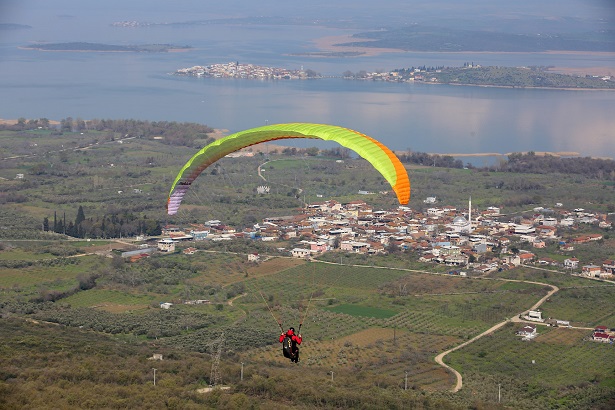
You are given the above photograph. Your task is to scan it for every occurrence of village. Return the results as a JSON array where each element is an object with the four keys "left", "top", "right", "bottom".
[
  {"left": 174, "top": 62, "right": 319, "bottom": 79},
  {"left": 146, "top": 196, "right": 615, "bottom": 345},
  {"left": 152, "top": 197, "right": 614, "bottom": 280}
]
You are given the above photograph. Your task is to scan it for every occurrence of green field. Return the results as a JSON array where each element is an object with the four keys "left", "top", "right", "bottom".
[
  {"left": 324, "top": 304, "right": 398, "bottom": 319},
  {"left": 447, "top": 325, "right": 615, "bottom": 407},
  {"left": 540, "top": 286, "right": 615, "bottom": 328},
  {"left": 0, "top": 256, "right": 100, "bottom": 289},
  {"left": 62, "top": 289, "right": 155, "bottom": 309}
]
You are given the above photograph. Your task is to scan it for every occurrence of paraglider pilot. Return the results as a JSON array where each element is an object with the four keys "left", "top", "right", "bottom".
[{"left": 279, "top": 327, "right": 302, "bottom": 363}]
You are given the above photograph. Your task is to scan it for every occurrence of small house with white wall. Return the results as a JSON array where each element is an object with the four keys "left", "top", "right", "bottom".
[
  {"left": 516, "top": 324, "right": 538, "bottom": 339},
  {"left": 291, "top": 248, "right": 311, "bottom": 259},
  {"left": 157, "top": 238, "right": 176, "bottom": 252}
]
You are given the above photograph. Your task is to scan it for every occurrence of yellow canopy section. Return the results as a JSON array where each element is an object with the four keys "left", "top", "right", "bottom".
[{"left": 167, "top": 123, "right": 410, "bottom": 214}]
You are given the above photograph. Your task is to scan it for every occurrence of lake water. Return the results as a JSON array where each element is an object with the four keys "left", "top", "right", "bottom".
[{"left": 1, "top": 12, "right": 615, "bottom": 162}]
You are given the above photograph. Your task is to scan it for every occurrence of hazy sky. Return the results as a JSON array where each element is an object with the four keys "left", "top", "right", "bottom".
[{"left": 2, "top": 0, "right": 614, "bottom": 34}]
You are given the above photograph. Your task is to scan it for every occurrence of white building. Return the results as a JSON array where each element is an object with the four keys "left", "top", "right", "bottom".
[
  {"left": 525, "top": 310, "right": 544, "bottom": 322},
  {"left": 157, "top": 238, "right": 176, "bottom": 252},
  {"left": 291, "top": 248, "right": 311, "bottom": 258},
  {"left": 514, "top": 224, "right": 536, "bottom": 234},
  {"left": 516, "top": 324, "right": 538, "bottom": 340},
  {"left": 448, "top": 215, "right": 471, "bottom": 233}
]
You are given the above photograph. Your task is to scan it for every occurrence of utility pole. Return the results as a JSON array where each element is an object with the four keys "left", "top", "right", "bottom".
[
  {"left": 498, "top": 383, "right": 501, "bottom": 403},
  {"left": 152, "top": 368, "right": 157, "bottom": 386},
  {"left": 240, "top": 362, "right": 244, "bottom": 381},
  {"left": 405, "top": 371, "right": 408, "bottom": 391},
  {"left": 330, "top": 371, "right": 334, "bottom": 383}
]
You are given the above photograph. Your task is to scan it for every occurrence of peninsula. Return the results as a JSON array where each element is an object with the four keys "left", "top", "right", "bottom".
[{"left": 345, "top": 64, "right": 615, "bottom": 89}]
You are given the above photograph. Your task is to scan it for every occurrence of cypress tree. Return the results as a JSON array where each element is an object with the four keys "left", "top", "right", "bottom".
[{"left": 75, "top": 205, "right": 86, "bottom": 225}]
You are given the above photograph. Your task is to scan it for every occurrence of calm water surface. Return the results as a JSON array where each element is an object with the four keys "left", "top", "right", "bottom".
[{"left": 1, "top": 14, "right": 614, "bottom": 159}]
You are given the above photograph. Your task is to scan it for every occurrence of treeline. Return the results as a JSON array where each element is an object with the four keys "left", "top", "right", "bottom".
[
  {"left": 482, "top": 152, "right": 615, "bottom": 180},
  {"left": 78, "top": 118, "right": 215, "bottom": 147},
  {"left": 397, "top": 151, "right": 464, "bottom": 168},
  {"left": 44, "top": 205, "right": 161, "bottom": 238},
  {"left": 339, "top": 150, "right": 614, "bottom": 180},
  {"left": 0, "top": 117, "right": 216, "bottom": 148},
  {"left": 0, "top": 117, "right": 51, "bottom": 130}
]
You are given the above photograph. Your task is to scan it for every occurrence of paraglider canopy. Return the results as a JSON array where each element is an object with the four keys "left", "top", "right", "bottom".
[{"left": 167, "top": 123, "right": 410, "bottom": 214}]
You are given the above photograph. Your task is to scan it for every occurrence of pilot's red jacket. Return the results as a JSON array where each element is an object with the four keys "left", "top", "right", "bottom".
[{"left": 279, "top": 329, "right": 302, "bottom": 344}]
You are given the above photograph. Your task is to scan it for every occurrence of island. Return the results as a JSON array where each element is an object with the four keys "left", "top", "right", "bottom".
[
  {"left": 175, "top": 62, "right": 615, "bottom": 89},
  {"left": 174, "top": 62, "right": 321, "bottom": 79},
  {"left": 21, "top": 42, "right": 191, "bottom": 52}
]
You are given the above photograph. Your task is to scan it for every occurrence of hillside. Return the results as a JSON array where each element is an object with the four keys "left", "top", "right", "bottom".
[{"left": 1, "top": 121, "right": 614, "bottom": 409}]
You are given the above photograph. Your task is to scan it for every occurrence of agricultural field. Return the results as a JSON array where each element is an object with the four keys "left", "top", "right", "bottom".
[
  {"left": 540, "top": 286, "right": 615, "bottom": 328},
  {"left": 324, "top": 304, "right": 398, "bottom": 319},
  {"left": 2, "top": 125, "right": 615, "bottom": 408},
  {"left": 447, "top": 324, "right": 615, "bottom": 408},
  {"left": 0, "top": 255, "right": 100, "bottom": 290},
  {"left": 61, "top": 289, "right": 155, "bottom": 312}
]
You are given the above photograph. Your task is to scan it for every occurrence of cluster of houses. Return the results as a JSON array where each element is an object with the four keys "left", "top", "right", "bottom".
[
  {"left": 592, "top": 326, "right": 615, "bottom": 343},
  {"left": 154, "top": 199, "right": 613, "bottom": 278},
  {"left": 521, "top": 310, "right": 570, "bottom": 327},
  {"left": 175, "top": 62, "right": 316, "bottom": 80},
  {"left": 516, "top": 323, "right": 615, "bottom": 344},
  {"left": 516, "top": 313, "right": 614, "bottom": 344}
]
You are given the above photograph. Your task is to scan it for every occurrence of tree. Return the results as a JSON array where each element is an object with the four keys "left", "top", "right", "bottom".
[
  {"left": 75, "top": 206, "right": 86, "bottom": 226},
  {"left": 61, "top": 117, "right": 73, "bottom": 132},
  {"left": 386, "top": 241, "right": 400, "bottom": 254}
]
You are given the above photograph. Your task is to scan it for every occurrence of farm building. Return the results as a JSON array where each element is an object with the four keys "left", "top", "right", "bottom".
[{"left": 516, "top": 324, "right": 538, "bottom": 340}]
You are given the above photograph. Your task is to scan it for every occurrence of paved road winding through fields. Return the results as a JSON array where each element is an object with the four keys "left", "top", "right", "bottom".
[{"left": 435, "top": 280, "right": 559, "bottom": 392}]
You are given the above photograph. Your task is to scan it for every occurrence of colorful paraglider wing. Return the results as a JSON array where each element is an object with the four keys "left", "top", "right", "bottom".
[{"left": 167, "top": 123, "right": 410, "bottom": 214}]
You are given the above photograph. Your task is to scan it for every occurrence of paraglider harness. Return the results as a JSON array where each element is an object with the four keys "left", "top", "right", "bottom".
[{"left": 282, "top": 330, "right": 300, "bottom": 362}]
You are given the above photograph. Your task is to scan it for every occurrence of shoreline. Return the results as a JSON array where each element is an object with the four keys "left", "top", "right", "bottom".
[
  {"left": 2, "top": 120, "right": 611, "bottom": 160},
  {"left": 1, "top": 120, "right": 607, "bottom": 159},
  {"left": 311, "top": 33, "right": 615, "bottom": 77}
]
